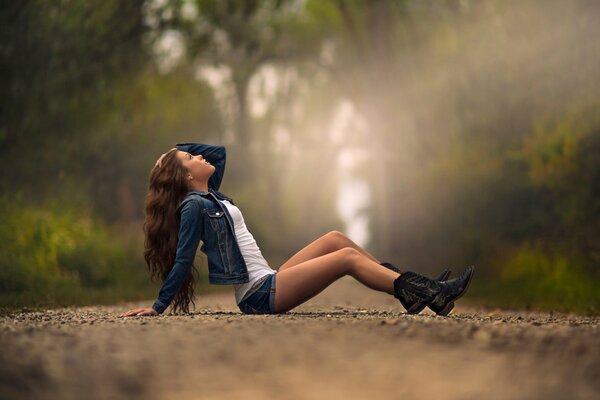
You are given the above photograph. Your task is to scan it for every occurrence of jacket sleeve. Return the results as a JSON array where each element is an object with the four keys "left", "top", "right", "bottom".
[
  {"left": 151, "top": 200, "right": 203, "bottom": 314},
  {"left": 175, "top": 143, "right": 227, "bottom": 191}
]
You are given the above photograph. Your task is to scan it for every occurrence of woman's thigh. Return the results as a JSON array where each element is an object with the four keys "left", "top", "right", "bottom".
[
  {"left": 278, "top": 231, "right": 379, "bottom": 271},
  {"left": 274, "top": 249, "right": 354, "bottom": 313}
]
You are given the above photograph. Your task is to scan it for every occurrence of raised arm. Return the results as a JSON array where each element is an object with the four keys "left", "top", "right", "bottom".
[{"left": 175, "top": 143, "right": 226, "bottom": 191}]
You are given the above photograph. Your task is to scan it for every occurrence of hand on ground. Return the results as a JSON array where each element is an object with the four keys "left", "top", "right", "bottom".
[{"left": 120, "top": 307, "right": 159, "bottom": 317}]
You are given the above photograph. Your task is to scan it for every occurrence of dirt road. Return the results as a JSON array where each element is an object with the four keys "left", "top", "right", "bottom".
[{"left": 1, "top": 277, "right": 599, "bottom": 400}]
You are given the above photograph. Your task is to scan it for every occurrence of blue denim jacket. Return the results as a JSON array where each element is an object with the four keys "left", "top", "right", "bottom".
[{"left": 152, "top": 143, "right": 249, "bottom": 314}]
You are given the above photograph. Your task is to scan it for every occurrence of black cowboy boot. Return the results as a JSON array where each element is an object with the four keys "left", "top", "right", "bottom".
[
  {"left": 393, "top": 266, "right": 474, "bottom": 316},
  {"left": 380, "top": 262, "right": 451, "bottom": 314}
]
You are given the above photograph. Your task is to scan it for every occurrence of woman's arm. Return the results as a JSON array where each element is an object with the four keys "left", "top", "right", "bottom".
[
  {"left": 121, "top": 200, "right": 204, "bottom": 316},
  {"left": 151, "top": 199, "right": 204, "bottom": 314},
  {"left": 175, "top": 143, "right": 226, "bottom": 191}
]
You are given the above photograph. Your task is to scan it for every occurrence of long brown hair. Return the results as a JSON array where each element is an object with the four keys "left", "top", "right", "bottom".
[{"left": 143, "top": 149, "right": 198, "bottom": 313}]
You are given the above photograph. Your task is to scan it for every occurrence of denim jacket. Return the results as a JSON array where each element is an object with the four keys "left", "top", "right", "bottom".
[{"left": 152, "top": 143, "right": 249, "bottom": 314}]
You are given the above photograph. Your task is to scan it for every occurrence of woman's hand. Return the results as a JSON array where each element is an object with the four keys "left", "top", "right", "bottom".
[{"left": 120, "top": 307, "right": 159, "bottom": 317}]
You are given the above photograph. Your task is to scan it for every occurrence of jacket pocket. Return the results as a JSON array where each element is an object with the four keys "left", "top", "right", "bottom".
[
  {"left": 205, "top": 208, "right": 231, "bottom": 273},
  {"left": 206, "top": 208, "right": 224, "bottom": 218}
]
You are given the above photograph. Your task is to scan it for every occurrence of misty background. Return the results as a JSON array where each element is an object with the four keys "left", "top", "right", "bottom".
[{"left": 1, "top": 0, "right": 599, "bottom": 312}]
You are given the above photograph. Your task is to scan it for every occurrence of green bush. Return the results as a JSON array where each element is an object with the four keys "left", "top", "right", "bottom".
[
  {"left": 0, "top": 197, "right": 157, "bottom": 309},
  {"left": 468, "top": 244, "right": 600, "bottom": 314}
]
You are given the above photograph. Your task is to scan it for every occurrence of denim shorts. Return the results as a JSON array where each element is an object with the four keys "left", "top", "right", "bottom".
[{"left": 238, "top": 273, "right": 277, "bottom": 314}]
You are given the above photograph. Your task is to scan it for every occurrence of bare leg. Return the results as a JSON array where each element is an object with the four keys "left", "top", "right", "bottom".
[
  {"left": 278, "top": 230, "right": 380, "bottom": 271},
  {"left": 273, "top": 247, "right": 400, "bottom": 313}
]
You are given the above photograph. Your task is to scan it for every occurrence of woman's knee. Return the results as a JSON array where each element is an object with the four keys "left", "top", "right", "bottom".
[
  {"left": 335, "top": 247, "right": 361, "bottom": 263},
  {"left": 323, "top": 230, "right": 349, "bottom": 249}
]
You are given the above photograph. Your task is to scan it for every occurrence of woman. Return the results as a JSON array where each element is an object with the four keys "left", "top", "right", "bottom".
[{"left": 121, "top": 143, "right": 474, "bottom": 317}]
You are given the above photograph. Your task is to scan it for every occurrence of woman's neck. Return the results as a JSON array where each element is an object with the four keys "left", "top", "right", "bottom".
[{"left": 189, "top": 181, "right": 209, "bottom": 193}]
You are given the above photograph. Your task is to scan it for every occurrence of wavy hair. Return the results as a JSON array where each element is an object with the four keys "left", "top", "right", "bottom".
[{"left": 143, "top": 149, "right": 198, "bottom": 313}]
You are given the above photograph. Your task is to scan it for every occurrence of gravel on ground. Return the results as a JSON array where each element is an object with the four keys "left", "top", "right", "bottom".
[{"left": 1, "top": 277, "right": 599, "bottom": 400}]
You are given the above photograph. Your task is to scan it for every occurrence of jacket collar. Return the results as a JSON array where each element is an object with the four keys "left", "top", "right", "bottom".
[{"left": 187, "top": 188, "right": 232, "bottom": 202}]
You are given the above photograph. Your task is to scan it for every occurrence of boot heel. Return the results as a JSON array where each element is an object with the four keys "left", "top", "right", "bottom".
[
  {"left": 406, "top": 303, "right": 424, "bottom": 314},
  {"left": 437, "top": 302, "right": 455, "bottom": 316}
]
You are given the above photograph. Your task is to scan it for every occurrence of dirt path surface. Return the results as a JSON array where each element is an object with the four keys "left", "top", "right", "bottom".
[{"left": 1, "top": 277, "right": 599, "bottom": 400}]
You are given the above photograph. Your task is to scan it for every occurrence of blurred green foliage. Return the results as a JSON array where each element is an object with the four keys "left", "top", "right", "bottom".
[
  {"left": 469, "top": 244, "right": 600, "bottom": 314},
  {"left": 0, "top": 197, "right": 159, "bottom": 309}
]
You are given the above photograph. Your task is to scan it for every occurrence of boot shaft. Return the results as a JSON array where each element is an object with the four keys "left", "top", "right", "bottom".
[{"left": 393, "top": 271, "right": 442, "bottom": 307}]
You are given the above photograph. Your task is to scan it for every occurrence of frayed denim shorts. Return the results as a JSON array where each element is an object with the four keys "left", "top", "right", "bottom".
[{"left": 238, "top": 273, "right": 277, "bottom": 314}]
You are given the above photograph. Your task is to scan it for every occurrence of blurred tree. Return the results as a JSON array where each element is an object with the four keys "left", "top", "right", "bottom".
[
  {"left": 148, "top": 0, "right": 318, "bottom": 152},
  {"left": 0, "top": 0, "right": 148, "bottom": 198},
  {"left": 145, "top": 0, "right": 343, "bottom": 262},
  {"left": 0, "top": 0, "right": 223, "bottom": 223}
]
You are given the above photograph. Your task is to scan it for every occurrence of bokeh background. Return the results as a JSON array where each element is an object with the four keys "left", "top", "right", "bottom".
[{"left": 1, "top": 0, "right": 599, "bottom": 313}]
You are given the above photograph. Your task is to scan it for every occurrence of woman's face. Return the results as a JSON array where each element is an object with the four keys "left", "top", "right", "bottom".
[{"left": 176, "top": 150, "right": 215, "bottom": 183}]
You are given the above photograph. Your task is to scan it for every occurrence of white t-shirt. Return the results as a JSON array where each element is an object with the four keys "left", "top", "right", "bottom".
[{"left": 218, "top": 199, "right": 276, "bottom": 304}]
